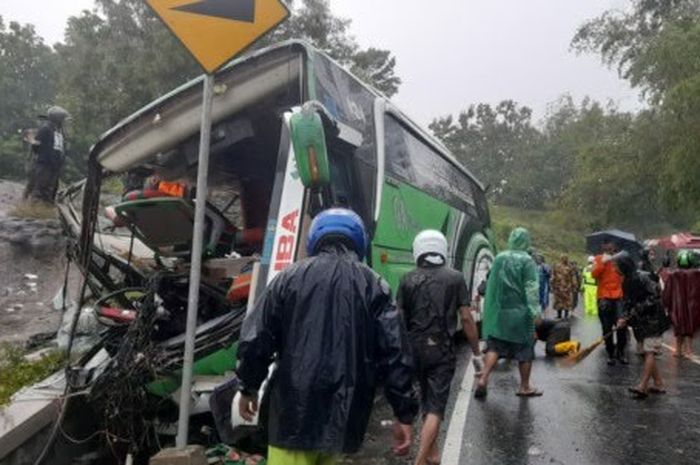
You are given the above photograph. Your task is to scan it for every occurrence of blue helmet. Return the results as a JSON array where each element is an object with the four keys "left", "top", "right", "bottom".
[{"left": 307, "top": 208, "right": 367, "bottom": 259}]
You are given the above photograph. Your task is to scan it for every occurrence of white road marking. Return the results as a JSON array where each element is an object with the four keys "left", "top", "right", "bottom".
[
  {"left": 441, "top": 359, "right": 476, "bottom": 464},
  {"left": 662, "top": 343, "right": 700, "bottom": 366}
]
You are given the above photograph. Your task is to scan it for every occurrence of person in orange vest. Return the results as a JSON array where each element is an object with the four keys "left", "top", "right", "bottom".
[{"left": 592, "top": 241, "right": 628, "bottom": 365}]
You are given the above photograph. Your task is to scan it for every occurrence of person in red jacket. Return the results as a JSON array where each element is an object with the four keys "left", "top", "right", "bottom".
[{"left": 592, "top": 241, "right": 628, "bottom": 365}]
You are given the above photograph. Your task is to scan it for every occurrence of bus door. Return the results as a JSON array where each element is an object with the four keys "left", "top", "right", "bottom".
[{"left": 254, "top": 113, "right": 307, "bottom": 302}]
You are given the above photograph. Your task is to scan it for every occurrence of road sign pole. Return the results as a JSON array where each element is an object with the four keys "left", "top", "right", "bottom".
[{"left": 176, "top": 73, "right": 215, "bottom": 449}]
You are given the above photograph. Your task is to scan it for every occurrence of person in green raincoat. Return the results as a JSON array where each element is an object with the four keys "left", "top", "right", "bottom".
[
  {"left": 474, "top": 227, "right": 543, "bottom": 398},
  {"left": 581, "top": 256, "right": 599, "bottom": 316}
]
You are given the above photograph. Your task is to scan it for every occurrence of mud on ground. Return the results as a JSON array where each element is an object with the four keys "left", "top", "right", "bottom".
[{"left": 0, "top": 180, "right": 75, "bottom": 344}]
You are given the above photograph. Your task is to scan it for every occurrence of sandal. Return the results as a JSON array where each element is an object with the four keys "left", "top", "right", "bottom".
[
  {"left": 516, "top": 389, "right": 543, "bottom": 397},
  {"left": 628, "top": 387, "right": 648, "bottom": 399},
  {"left": 649, "top": 386, "right": 667, "bottom": 394},
  {"left": 474, "top": 384, "right": 488, "bottom": 399}
]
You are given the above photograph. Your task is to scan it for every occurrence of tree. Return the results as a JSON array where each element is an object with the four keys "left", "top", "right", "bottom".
[
  {"left": 573, "top": 0, "right": 700, "bottom": 220},
  {"left": 0, "top": 16, "right": 57, "bottom": 179},
  {"left": 430, "top": 100, "right": 543, "bottom": 208},
  {"left": 557, "top": 108, "right": 665, "bottom": 230},
  {"left": 262, "top": 0, "right": 402, "bottom": 96},
  {"left": 572, "top": 0, "right": 700, "bottom": 101},
  {"left": 54, "top": 0, "right": 201, "bottom": 179}
]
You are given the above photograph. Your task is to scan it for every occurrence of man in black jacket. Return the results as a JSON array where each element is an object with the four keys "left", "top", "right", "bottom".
[
  {"left": 236, "top": 208, "right": 418, "bottom": 465},
  {"left": 26, "top": 106, "right": 69, "bottom": 203},
  {"left": 398, "top": 230, "right": 481, "bottom": 465}
]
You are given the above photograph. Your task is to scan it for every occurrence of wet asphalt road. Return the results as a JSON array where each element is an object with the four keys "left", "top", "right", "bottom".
[
  {"left": 349, "top": 311, "right": 700, "bottom": 465},
  {"left": 459, "top": 314, "right": 700, "bottom": 465}
]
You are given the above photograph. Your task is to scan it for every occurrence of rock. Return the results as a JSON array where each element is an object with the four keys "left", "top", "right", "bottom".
[{"left": 29, "top": 234, "right": 55, "bottom": 249}]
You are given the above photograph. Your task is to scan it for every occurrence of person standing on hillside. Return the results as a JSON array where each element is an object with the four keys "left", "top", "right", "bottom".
[
  {"left": 475, "top": 227, "right": 542, "bottom": 398},
  {"left": 236, "top": 208, "right": 417, "bottom": 465},
  {"left": 581, "top": 256, "right": 599, "bottom": 316},
  {"left": 551, "top": 255, "right": 578, "bottom": 319},
  {"left": 593, "top": 241, "right": 628, "bottom": 365},
  {"left": 535, "top": 254, "right": 552, "bottom": 312},
  {"left": 25, "top": 106, "right": 69, "bottom": 203},
  {"left": 397, "top": 230, "right": 482, "bottom": 465}
]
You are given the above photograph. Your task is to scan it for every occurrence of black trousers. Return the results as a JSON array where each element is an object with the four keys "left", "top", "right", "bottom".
[
  {"left": 598, "top": 298, "right": 627, "bottom": 357},
  {"left": 28, "top": 161, "right": 60, "bottom": 202}
]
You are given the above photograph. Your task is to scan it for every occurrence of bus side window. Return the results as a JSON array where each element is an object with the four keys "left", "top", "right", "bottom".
[
  {"left": 384, "top": 115, "right": 415, "bottom": 183},
  {"left": 384, "top": 114, "right": 474, "bottom": 209}
]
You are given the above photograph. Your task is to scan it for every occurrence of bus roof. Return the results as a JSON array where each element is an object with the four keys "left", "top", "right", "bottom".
[{"left": 91, "top": 40, "right": 484, "bottom": 190}]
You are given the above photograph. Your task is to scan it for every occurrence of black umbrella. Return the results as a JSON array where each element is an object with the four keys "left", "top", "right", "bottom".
[{"left": 586, "top": 229, "right": 643, "bottom": 259}]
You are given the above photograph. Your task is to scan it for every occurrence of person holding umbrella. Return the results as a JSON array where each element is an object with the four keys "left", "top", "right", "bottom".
[{"left": 593, "top": 240, "right": 628, "bottom": 365}]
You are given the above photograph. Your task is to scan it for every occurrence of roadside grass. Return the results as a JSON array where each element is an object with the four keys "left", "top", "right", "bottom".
[
  {"left": 8, "top": 200, "right": 57, "bottom": 220},
  {"left": 0, "top": 344, "right": 65, "bottom": 406},
  {"left": 491, "top": 204, "right": 588, "bottom": 265}
]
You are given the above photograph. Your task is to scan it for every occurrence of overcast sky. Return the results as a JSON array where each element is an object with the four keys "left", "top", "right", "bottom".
[{"left": 0, "top": 0, "right": 642, "bottom": 126}]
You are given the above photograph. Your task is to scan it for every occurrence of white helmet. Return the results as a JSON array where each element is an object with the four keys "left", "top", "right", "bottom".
[
  {"left": 413, "top": 230, "right": 448, "bottom": 264},
  {"left": 587, "top": 255, "right": 595, "bottom": 264}
]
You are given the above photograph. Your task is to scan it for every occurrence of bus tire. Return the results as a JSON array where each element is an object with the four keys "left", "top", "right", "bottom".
[{"left": 458, "top": 235, "right": 494, "bottom": 337}]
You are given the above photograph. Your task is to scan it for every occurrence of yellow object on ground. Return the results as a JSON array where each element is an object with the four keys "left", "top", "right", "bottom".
[
  {"left": 268, "top": 446, "right": 338, "bottom": 465},
  {"left": 554, "top": 341, "right": 581, "bottom": 355}
]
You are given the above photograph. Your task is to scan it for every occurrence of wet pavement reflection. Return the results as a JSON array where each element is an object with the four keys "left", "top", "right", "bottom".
[
  {"left": 349, "top": 313, "right": 700, "bottom": 464},
  {"left": 461, "top": 315, "right": 700, "bottom": 465}
]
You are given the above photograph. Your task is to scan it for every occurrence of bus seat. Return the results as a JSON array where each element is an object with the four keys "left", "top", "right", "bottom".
[
  {"left": 112, "top": 197, "right": 235, "bottom": 259},
  {"left": 226, "top": 273, "right": 252, "bottom": 303}
]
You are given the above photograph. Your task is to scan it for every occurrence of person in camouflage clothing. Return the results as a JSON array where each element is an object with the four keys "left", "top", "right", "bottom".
[{"left": 551, "top": 255, "right": 579, "bottom": 319}]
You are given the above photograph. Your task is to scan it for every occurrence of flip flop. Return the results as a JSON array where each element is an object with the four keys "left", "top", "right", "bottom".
[
  {"left": 474, "top": 384, "right": 488, "bottom": 399},
  {"left": 649, "top": 386, "right": 667, "bottom": 394},
  {"left": 516, "top": 389, "right": 543, "bottom": 397},
  {"left": 628, "top": 387, "right": 648, "bottom": 399}
]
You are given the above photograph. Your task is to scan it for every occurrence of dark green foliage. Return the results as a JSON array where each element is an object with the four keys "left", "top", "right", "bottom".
[
  {"left": 430, "top": 100, "right": 544, "bottom": 208},
  {"left": 433, "top": 1, "right": 700, "bottom": 233},
  {"left": 0, "top": 344, "right": 65, "bottom": 406},
  {"left": 54, "top": 0, "right": 202, "bottom": 181},
  {"left": 0, "top": 17, "right": 56, "bottom": 179}
]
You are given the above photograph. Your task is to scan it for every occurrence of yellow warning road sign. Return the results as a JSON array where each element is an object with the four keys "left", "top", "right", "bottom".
[{"left": 146, "top": 0, "right": 290, "bottom": 73}]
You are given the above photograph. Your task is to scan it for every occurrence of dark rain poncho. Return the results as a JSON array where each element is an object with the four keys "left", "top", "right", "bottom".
[
  {"left": 236, "top": 244, "right": 418, "bottom": 454},
  {"left": 482, "top": 228, "right": 540, "bottom": 344}
]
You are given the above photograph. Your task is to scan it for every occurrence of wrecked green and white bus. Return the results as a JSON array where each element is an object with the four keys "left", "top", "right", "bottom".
[
  {"left": 87, "top": 40, "right": 494, "bottom": 296},
  {"left": 51, "top": 40, "right": 495, "bottom": 460}
]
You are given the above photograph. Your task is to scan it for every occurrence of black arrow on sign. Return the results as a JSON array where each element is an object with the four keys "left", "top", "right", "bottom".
[{"left": 172, "top": 0, "right": 256, "bottom": 23}]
